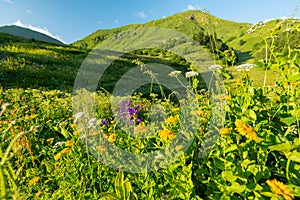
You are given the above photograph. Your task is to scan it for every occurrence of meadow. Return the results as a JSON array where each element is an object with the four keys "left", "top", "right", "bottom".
[{"left": 0, "top": 15, "right": 300, "bottom": 200}]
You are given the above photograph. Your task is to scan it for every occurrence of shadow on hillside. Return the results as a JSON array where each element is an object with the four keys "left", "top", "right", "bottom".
[
  {"left": 1, "top": 49, "right": 214, "bottom": 100},
  {"left": 236, "top": 50, "right": 252, "bottom": 63}
]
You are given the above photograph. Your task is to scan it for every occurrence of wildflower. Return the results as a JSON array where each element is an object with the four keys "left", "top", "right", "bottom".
[
  {"left": 88, "top": 118, "right": 97, "bottom": 128},
  {"left": 266, "top": 179, "right": 294, "bottom": 200},
  {"left": 24, "top": 114, "right": 39, "bottom": 121},
  {"left": 108, "top": 134, "right": 116, "bottom": 143},
  {"left": 172, "top": 107, "right": 180, "bottom": 112},
  {"left": 70, "top": 124, "right": 76, "bottom": 129},
  {"left": 235, "top": 64, "right": 256, "bottom": 72},
  {"left": 74, "top": 112, "right": 86, "bottom": 123},
  {"left": 165, "top": 116, "right": 179, "bottom": 124},
  {"left": 65, "top": 140, "right": 74, "bottom": 147},
  {"left": 220, "top": 128, "right": 230, "bottom": 135},
  {"left": 101, "top": 119, "right": 109, "bottom": 125},
  {"left": 36, "top": 191, "right": 41, "bottom": 197},
  {"left": 29, "top": 177, "right": 39, "bottom": 186},
  {"left": 61, "top": 148, "right": 71, "bottom": 154},
  {"left": 208, "top": 64, "right": 223, "bottom": 71},
  {"left": 53, "top": 141, "right": 65, "bottom": 148},
  {"left": 235, "top": 119, "right": 258, "bottom": 141},
  {"left": 134, "top": 125, "right": 149, "bottom": 134},
  {"left": 185, "top": 71, "right": 199, "bottom": 78},
  {"left": 46, "top": 138, "right": 54, "bottom": 142},
  {"left": 158, "top": 129, "right": 176, "bottom": 141},
  {"left": 54, "top": 153, "right": 62, "bottom": 160},
  {"left": 168, "top": 70, "right": 182, "bottom": 77}
]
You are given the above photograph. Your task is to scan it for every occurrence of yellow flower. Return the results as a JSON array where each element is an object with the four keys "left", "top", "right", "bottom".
[
  {"left": 54, "top": 153, "right": 62, "bottom": 160},
  {"left": 266, "top": 179, "right": 294, "bottom": 200},
  {"left": 29, "top": 177, "right": 39, "bottom": 186},
  {"left": 235, "top": 119, "right": 258, "bottom": 141},
  {"left": 24, "top": 114, "right": 39, "bottom": 121},
  {"left": 36, "top": 191, "right": 41, "bottom": 197},
  {"left": 108, "top": 134, "right": 116, "bottom": 143},
  {"left": 73, "top": 130, "right": 79, "bottom": 136},
  {"left": 46, "top": 138, "right": 55, "bottom": 142},
  {"left": 165, "top": 116, "right": 179, "bottom": 124},
  {"left": 134, "top": 125, "right": 149, "bottom": 134},
  {"left": 172, "top": 108, "right": 180, "bottom": 113},
  {"left": 65, "top": 140, "right": 74, "bottom": 147},
  {"left": 220, "top": 128, "right": 230, "bottom": 135},
  {"left": 158, "top": 129, "right": 176, "bottom": 141},
  {"left": 70, "top": 124, "right": 76, "bottom": 129},
  {"left": 61, "top": 148, "right": 71, "bottom": 154}
]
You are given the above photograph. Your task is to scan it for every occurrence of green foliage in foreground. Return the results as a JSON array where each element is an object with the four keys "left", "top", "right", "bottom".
[{"left": 1, "top": 12, "right": 300, "bottom": 200}]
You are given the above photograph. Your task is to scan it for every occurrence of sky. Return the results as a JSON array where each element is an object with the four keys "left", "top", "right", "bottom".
[{"left": 0, "top": 0, "right": 299, "bottom": 44}]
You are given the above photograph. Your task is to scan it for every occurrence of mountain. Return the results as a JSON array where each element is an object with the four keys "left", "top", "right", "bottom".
[
  {"left": 0, "top": 25, "right": 64, "bottom": 45},
  {"left": 73, "top": 10, "right": 300, "bottom": 63}
]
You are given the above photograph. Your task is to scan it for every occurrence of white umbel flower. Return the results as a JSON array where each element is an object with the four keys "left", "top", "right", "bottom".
[
  {"left": 168, "top": 70, "right": 182, "bottom": 77},
  {"left": 235, "top": 64, "right": 256, "bottom": 71},
  {"left": 208, "top": 64, "right": 223, "bottom": 71},
  {"left": 185, "top": 71, "right": 199, "bottom": 78}
]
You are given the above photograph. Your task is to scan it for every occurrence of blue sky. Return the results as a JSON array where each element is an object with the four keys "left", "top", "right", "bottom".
[{"left": 0, "top": 0, "right": 299, "bottom": 44}]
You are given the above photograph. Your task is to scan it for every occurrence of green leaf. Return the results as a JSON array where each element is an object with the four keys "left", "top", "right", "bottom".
[
  {"left": 286, "top": 151, "right": 300, "bottom": 163},
  {"left": 222, "top": 171, "right": 237, "bottom": 182},
  {"left": 280, "top": 117, "right": 297, "bottom": 126},
  {"left": 99, "top": 193, "right": 119, "bottom": 200},
  {"left": 269, "top": 142, "right": 295, "bottom": 153},
  {"left": 227, "top": 182, "right": 246, "bottom": 193},
  {"left": 288, "top": 73, "right": 300, "bottom": 82}
]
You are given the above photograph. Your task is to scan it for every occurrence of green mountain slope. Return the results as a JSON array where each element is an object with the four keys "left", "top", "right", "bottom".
[
  {"left": 73, "top": 10, "right": 300, "bottom": 63},
  {"left": 0, "top": 25, "right": 64, "bottom": 45}
]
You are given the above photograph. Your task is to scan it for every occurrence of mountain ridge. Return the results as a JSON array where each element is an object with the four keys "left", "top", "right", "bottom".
[{"left": 0, "top": 25, "right": 64, "bottom": 45}]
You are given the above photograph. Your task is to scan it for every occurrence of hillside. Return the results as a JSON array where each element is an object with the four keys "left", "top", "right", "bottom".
[
  {"left": 73, "top": 10, "right": 300, "bottom": 63},
  {"left": 0, "top": 25, "right": 64, "bottom": 45}
]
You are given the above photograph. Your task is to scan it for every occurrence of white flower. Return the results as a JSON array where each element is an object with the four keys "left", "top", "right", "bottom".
[
  {"left": 74, "top": 112, "right": 86, "bottom": 123},
  {"left": 168, "top": 70, "right": 182, "bottom": 77},
  {"left": 208, "top": 64, "right": 223, "bottom": 71},
  {"left": 53, "top": 141, "right": 65, "bottom": 148},
  {"left": 185, "top": 71, "right": 199, "bottom": 78},
  {"left": 235, "top": 64, "right": 256, "bottom": 71},
  {"left": 88, "top": 118, "right": 97, "bottom": 128}
]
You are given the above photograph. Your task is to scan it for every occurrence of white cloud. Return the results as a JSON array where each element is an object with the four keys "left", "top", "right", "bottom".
[
  {"left": 114, "top": 20, "right": 119, "bottom": 24},
  {"left": 162, "top": 15, "right": 166, "bottom": 19},
  {"left": 136, "top": 11, "right": 147, "bottom": 19},
  {"left": 13, "top": 20, "right": 65, "bottom": 44},
  {"left": 26, "top": 9, "right": 32, "bottom": 14},
  {"left": 97, "top": 21, "right": 103, "bottom": 24},
  {"left": 186, "top": 4, "right": 199, "bottom": 10},
  {"left": 1, "top": 0, "right": 12, "bottom": 3}
]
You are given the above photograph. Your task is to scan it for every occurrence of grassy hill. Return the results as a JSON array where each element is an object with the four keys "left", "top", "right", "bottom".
[
  {"left": 0, "top": 25, "right": 65, "bottom": 45},
  {"left": 73, "top": 10, "right": 300, "bottom": 63}
]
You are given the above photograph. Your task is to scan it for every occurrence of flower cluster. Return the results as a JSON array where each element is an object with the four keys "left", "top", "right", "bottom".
[
  {"left": 208, "top": 64, "right": 223, "bottom": 71},
  {"left": 158, "top": 129, "right": 176, "bottom": 141},
  {"left": 235, "top": 119, "right": 258, "bottom": 141},
  {"left": 235, "top": 64, "right": 256, "bottom": 72},
  {"left": 185, "top": 71, "right": 199, "bottom": 78},
  {"left": 247, "top": 22, "right": 266, "bottom": 34},
  {"left": 119, "top": 100, "right": 142, "bottom": 125},
  {"left": 168, "top": 70, "right": 182, "bottom": 78},
  {"left": 266, "top": 179, "right": 294, "bottom": 200}
]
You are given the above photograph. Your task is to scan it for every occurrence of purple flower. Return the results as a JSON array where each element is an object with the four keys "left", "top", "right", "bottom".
[
  {"left": 101, "top": 120, "right": 109, "bottom": 125},
  {"left": 136, "top": 118, "right": 142, "bottom": 123}
]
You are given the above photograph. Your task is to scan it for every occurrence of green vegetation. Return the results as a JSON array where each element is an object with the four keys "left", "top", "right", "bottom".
[
  {"left": 0, "top": 9, "right": 300, "bottom": 199},
  {"left": 0, "top": 25, "right": 64, "bottom": 45}
]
